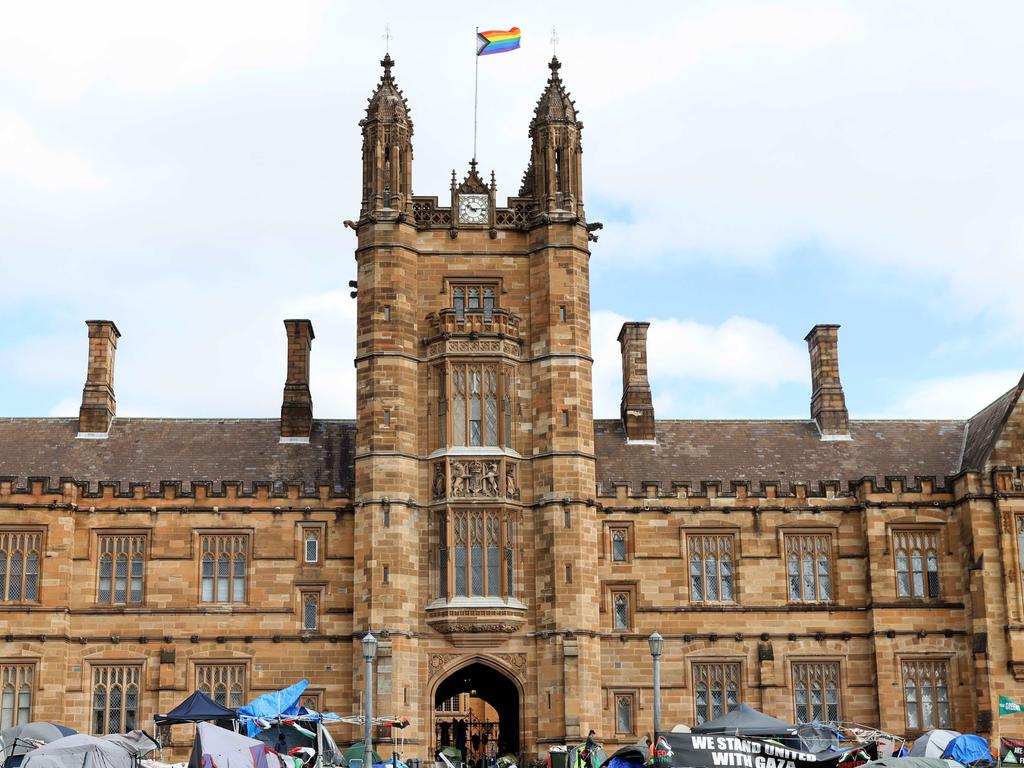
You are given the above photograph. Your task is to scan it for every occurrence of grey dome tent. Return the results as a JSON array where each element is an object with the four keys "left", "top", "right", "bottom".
[
  {"left": 20, "top": 735, "right": 134, "bottom": 768},
  {"left": 690, "top": 704, "right": 796, "bottom": 736}
]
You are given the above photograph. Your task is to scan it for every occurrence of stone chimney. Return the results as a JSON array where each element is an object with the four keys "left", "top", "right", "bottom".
[
  {"left": 805, "top": 324, "right": 850, "bottom": 439},
  {"left": 618, "top": 322, "right": 656, "bottom": 443},
  {"left": 78, "top": 320, "right": 121, "bottom": 437},
  {"left": 281, "top": 319, "right": 315, "bottom": 441}
]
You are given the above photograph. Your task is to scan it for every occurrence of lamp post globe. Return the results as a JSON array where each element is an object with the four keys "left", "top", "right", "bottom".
[
  {"left": 649, "top": 631, "right": 663, "bottom": 736},
  {"left": 362, "top": 632, "right": 378, "bottom": 768}
]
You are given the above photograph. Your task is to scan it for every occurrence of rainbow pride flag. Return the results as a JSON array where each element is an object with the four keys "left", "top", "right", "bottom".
[{"left": 477, "top": 27, "right": 521, "bottom": 56}]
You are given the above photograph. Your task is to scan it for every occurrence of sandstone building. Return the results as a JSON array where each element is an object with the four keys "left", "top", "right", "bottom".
[{"left": 3, "top": 54, "right": 1024, "bottom": 760}]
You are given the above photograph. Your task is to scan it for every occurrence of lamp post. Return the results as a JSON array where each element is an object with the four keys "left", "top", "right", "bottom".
[
  {"left": 648, "top": 631, "right": 664, "bottom": 737},
  {"left": 363, "top": 632, "right": 378, "bottom": 768}
]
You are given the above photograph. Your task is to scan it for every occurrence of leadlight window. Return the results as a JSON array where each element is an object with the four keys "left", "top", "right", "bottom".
[
  {"left": 693, "top": 663, "right": 740, "bottom": 725},
  {"left": 689, "top": 534, "right": 735, "bottom": 603},
  {"left": 902, "top": 659, "right": 951, "bottom": 731},
  {"left": 302, "top": 593, "right": 319, "bottom": 631},
  {"left": 612, "top": 592, "right": 630, "bottom": 631},
  {"left": 440, "top": 362, "right": 515, "bottom": 449},
  {"left": 97, "top": 534, "right": 145, "bottom": 605},
  {"left": 615, "top": 693, "right": 634, "bottom": 734},
  {"left": 611, "top": 529, "right": 628, "bottom": 562},
  {"left": 303, "top": 529, "right": 320, "bottom": 564},
  {"left": 200, "top": 534, "right": 247, "bottom": 603},
  {"left": 91, "top": 666, "right": 140, "bottom": 735},
  {"left": 0, "top": 663, "right": 32, "bottom": 730},
  {"left": 197, "top": 664, "right": 245, "bottom": 709},
  {"left": 895, "top": 530, "right": 940, "bottom": 599},
  {"left": 452, "top": 283, "right": 496, "bottom": 321},
  {"left": 793, "top": 662, "right": 840, "bottom": 724},
  {"left": 0, "top": 530, "right": 42, "bottom": 603},
  {"left": 436, "top": 510, "right": 515, "bottom": 599},
  {"left": 786, "top": 534, "right": 833, "bottom": 603}
]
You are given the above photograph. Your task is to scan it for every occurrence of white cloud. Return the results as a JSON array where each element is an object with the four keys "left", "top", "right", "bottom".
[
  {"left": 592, "top": 310, "right": 807, "bottom": 418},
  {"left": 877, "top": 370, "right": 1022, "bottom": 419},
  {"left": 0, "top": 112, "right": 106, "bottom": 190},
  {"left": 0, "top": 1, "right": 327, "bottom": 98}
]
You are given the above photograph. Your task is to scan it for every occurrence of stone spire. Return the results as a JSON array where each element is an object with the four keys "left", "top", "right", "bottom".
[
  {"left": 520, "top": 56, "right": 584, "bottom": 219},
  {"left": 360, "top": 53, "right": 414, "bottom": 217}
]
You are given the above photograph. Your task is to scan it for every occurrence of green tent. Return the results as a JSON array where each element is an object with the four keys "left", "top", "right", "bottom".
[{"left": 344, "top": 743, "right": 384, "bottom": 765}]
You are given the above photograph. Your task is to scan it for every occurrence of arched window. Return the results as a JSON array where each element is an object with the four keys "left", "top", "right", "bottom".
[
  {"left": 0, "top": 533, "right": 42, "bottom": 603},
  {"left": 91, "top": 666, "right": 140, "bottom": 735},
  {"left": 689, "top": 535, "right": 736, "bottom": 604},
  {"left": 894, "top": 530, "right": 941, "bottom": 599},
  {"left": 302, "top": 593, "right": 319, "bottom": 631},
  {"left": 792, "top": 662, "right": 840, "bottom": 723},
  {"left": 613, "top": 592, "right": 630, "bottom": 631},
  {"left": 785, "top": 534, "right": 833, "bottom": 603},
  {"left": 97, "top": 535, "right": 145, "bottom": 605},
  {"left": 0, "top": 663, "right": 33, "bottom": 729},
  {"left": 612, "top": 529, "right": 628, "bottom": 562},
  {"left": 197, "top": 664, "right": 246, "bottom": 710},
  {"left": 693, "top": 663, "right": 741, "bottom": 725},
  {"left": 200, "top": 534, "right": 247, "bottom": 603},
  {"left": 902, "top": 659, "right": 949, "bottom": 730}
]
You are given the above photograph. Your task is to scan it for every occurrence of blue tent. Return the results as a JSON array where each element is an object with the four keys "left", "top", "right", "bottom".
[
  {"left": 942, "top": 735, "right": 992, "bottom": 764},
  {"left": 238, "top": 680, "right": 309, "bottom": 736},
  {"left": 155, "top": 691, "right": 238, "bottom": 725}
]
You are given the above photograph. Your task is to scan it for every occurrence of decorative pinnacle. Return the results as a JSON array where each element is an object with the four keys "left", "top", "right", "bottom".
[
  {"left": 381, "top": 53, "right": 394, "bottom": 79},
  {"left": 549, "top": 56, "right": 561, "bottom": 75},
  {"left": 469, "top": 157, "right": 478, "bottom": 172}
]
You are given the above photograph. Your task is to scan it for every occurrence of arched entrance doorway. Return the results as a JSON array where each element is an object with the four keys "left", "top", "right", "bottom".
[{"left": 433, "top": 661, "right": 520, "bottom": 766}]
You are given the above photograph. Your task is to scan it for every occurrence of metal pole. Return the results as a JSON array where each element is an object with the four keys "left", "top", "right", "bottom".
[
  {"left": 364, "top": 654, "right": 374, "bottom": 768},
  {"left": 473, "top": 27, "right": 479, "bottom": 161},
  {"left": 653, "top": 651, "right": 661, "bottom": 735}
]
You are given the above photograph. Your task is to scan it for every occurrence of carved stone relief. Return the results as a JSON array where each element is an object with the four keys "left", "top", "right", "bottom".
[{"left": 450, "top": 460, "right": 501, "bottom": 498}]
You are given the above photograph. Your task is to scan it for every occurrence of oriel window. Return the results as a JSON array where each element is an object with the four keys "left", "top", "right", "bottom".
[
  {"left": 439, "top": 362, "right": 515, "bottom": 449},
  {"left": 436, "top": 510, "right": 516, "bottom": 600}
]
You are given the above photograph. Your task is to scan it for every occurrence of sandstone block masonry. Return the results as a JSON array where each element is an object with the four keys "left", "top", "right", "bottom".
[{"left": 3, "top": 52, "right": 1024, "bottom": 762}]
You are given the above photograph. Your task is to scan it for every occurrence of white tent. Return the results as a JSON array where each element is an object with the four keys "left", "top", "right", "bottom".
[
  {"left": 189, "top": 723, "right": 287, "bottom": 768},
  {"left": 910, "top": 730, "right": 961, "bottom": 759},
  {"left": 21, "top": 735, "right": 134, "bottom": 768}
]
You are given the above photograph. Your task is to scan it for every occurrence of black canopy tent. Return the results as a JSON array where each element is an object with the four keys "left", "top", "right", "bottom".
[
  {"left": 690, "top": 703, "right": 796, "bottom": 736},
  {"left": 154, "top": 691, "right": 238, "bottom": 725}
]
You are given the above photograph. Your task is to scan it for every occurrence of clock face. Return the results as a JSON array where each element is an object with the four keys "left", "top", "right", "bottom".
[{"left": 458, "top": 194, "right": 488, "bottom": 224}]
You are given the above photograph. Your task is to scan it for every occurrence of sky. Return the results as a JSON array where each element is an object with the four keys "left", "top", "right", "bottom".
[{"left": 1, "top": 1, "right": 1023, "bottom": 422}]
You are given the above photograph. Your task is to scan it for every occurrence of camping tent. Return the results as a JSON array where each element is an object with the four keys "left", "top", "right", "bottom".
[
  {"left": 2, "top": 723, "right": 78, "bottom": 768},
  {"left": 155, "top": 691, "right": 238, "bottom": 725},
  {"left": 253, "top": 721, "right": 342, "bottom": 767},
  {"left": 343, "top": 743, "right": 382, "bottom": 766},
  {"left": 941, "top": 735, "right": 992, "bottom": 765},
  {"left": 691, "top": 704, "right": 796, "bottom": 736},
  {"left": 190, "top": 723, "right": 286, "bottom": 768},
  {"left": 910, "top": 731, "right": 961, "bottom": 759},
  {"left": 238, "top": 681, "right": 309, "bottom": 737},
  {"left": 20, "top": 735, "right": 134, "bottom": 768},
  {"left": 862, "top": 759, "right": 961, "bottom": 768},
  {"left": 598, "top": 744, "right": 646, "bottom": 768},
  {"left": 100, "top": 730, "right": 159, "bottom": 757},
  {"left": 567, "top": 743, "right": 607, "bottom": 768}
]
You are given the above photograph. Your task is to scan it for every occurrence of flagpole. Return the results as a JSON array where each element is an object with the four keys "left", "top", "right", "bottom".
[{"left": 473, "top": 26, "right": 479, "bottom": 161}]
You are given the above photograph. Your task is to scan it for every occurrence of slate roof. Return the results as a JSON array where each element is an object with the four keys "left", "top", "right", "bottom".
[
  {"left": 960, "top": 381, "right": 1022, "bottom": 472},
  {"left": 0, "top": 394, "right": 1019, "bottom": 493},
  {"left": 594, "top": 419, "right": 966, "bottom": 492},
  {"left": 0, "top": 418, "right": 356, "bottom": 493}
]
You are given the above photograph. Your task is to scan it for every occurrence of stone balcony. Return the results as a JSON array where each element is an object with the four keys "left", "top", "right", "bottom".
[
  {"left": 425, "top": 596, "right": 528, "bottom": 635},
  {"left": 422, "top": 308, "right": 523, "bottom": 358}
]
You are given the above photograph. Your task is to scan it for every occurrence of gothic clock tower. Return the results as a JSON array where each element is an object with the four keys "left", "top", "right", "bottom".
[{"left": 351, "top": 53, "right": 601, "bottom": 756}]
